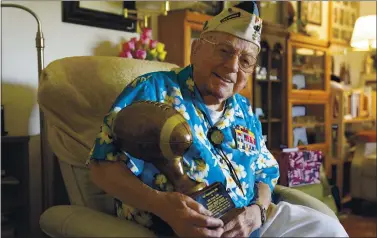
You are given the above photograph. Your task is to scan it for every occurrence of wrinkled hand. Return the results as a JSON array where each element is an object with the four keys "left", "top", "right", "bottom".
[
  {"left": 157, "top": 192, "right": 224, "bottom": 237},
  {"left": 221, "top": 205, "right": 261, "bottom": 238}
]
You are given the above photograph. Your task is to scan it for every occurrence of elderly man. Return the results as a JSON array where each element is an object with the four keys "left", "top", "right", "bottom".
[{"left": 87, "top": 2, "right": 348, "bottom": 237}]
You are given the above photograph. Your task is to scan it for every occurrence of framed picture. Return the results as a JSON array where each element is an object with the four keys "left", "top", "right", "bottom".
[
  {"left": 300, "top": 1, "right": 322, "bottom": 26},
  {"left": 62, "top": 1, "right": 137, "bottom": 33},
  {"left": 292, "top": 74, "right": 306, "bottom": 90},
  {"left": 292, "top": 106, "right": 306, "bottom": 118},
  {"left": 329, "top": 1, "right": 360, "bottom": 46},
  {"left": 293, "top": 127, "right": 308, "bottom": 147}
]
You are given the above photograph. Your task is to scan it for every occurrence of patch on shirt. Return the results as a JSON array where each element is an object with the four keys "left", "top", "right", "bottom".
[{"left": 235, "top": 125, "right": 256, "bottom": 152}]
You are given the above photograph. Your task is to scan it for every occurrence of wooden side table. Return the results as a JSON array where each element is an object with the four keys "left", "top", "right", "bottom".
[{"left": 1, "top": 136, "right": 30, "bottom": 238}]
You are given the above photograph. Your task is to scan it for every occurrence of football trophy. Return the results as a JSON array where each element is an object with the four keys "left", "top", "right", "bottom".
[{"left": 112, "top": 100, "right": 244, "bottom": 223}]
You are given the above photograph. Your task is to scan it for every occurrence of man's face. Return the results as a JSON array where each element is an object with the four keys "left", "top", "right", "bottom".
[{"left": 191, "top": 31, "right": 259, "bottom": 103}]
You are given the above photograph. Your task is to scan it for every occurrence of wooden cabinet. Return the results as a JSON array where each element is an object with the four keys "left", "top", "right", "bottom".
[
  {"left": 287, "top": 34, "right": 331, "bottom": 100},
  {"left": 158, "top": 9, "right": 253, "bottom": 103},
  {"left": 330, "top": 86, "right": 375, "bottom": 201},
  {"left": 286, "top": 33, "right": 332, "bottom": 176},
  {"left": 252, "top": 22, "right": 288, "bottom": 151},
  {"left": 158, "top": 10, "right": 210, "bottom": 68},
  {"left": 287, "top": 99, "right": 330, "bottom": 147}
]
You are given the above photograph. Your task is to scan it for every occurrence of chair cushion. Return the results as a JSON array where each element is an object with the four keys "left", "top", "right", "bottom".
[
  {"left": 291, "top": 183, "right": 324, "bottom": 201},
  {"left": 59, "top": 160, "right": 115, "bottom": 214},
  {"left": 38, "top": 56, "right": 178, "bottom": 167}
]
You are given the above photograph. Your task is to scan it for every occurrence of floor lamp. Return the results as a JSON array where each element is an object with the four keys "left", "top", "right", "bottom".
[
  {"left": 1, "top": 3, "right": 45, "bottom": 78},
  {"left": 1, "top": 3, "right": 50, "bottom": 232}
]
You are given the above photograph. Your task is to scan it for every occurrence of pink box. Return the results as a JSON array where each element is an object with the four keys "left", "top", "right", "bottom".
[{"left": 287, "top": 150, "right": 323, "bottom": 187}]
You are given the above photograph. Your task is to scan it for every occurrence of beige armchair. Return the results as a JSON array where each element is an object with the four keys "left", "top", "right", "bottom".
[{"left": 38, "top": 56, "right": 337, "bottom": 237}]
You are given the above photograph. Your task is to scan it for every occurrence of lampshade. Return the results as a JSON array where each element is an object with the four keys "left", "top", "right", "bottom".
[{"left": 350, "top": 15, "right": 376, "bottom": 50}]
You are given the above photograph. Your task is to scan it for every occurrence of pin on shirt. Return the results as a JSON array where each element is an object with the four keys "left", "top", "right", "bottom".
[
  {"left": 208, "top": 127, "right": 224, "bottom": 146},
  {"left": 235, "top": 125, "right": 256, "bottom": 152}
]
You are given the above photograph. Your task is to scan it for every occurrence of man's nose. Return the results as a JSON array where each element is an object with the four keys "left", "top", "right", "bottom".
[{"left": 223, "top": 55, "right": 239, "bottom": 73}]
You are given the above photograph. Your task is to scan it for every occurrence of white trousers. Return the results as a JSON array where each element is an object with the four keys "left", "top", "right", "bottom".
[{"left": 260, "top": 202, "right": 349, "bottom": 237}]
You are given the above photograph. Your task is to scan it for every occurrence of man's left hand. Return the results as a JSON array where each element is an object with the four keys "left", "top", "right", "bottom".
[{"left": 221, "top": 205, "right": 262, "bottom": 238}]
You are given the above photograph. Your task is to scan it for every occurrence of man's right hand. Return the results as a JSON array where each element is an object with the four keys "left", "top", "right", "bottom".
[{"left": 155, "top": 191, "right": 224, "bottom": 237}]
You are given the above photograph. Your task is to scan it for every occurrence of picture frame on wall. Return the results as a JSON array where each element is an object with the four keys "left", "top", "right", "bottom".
[
  {"left": 329, "top": 1, "right": 360, "bottom": 46},
  {"left": 62, "top": 1, "right": 137, "bottom": 33},
  {"left": 300, "top": 1, "right": 322, "bottom": 26}
]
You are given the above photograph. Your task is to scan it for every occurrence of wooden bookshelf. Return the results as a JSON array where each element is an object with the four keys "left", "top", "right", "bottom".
[
  {"left": 330, "top": 86, "right": 376, "bottom": 200},
  {"left": 252, "top": 22, "right": 288, "bottom": 151},
  {"left": 286, "top": 33, "right": 332, "bottom": 181}
]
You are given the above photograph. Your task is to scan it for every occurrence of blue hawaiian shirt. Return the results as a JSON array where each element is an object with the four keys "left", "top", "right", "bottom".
[{"left": 88, "top": 65, "right": 279, "bottom": 235}]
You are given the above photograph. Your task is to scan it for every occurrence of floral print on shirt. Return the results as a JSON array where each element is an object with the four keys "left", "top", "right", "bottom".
[{"left": 87, "top": 65, "right": 279, "bottom": 235}]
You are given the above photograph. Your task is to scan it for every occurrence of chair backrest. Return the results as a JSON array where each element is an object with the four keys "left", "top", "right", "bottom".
[{"left": 38, "top": 56, "right": 178, "bottom": 213}]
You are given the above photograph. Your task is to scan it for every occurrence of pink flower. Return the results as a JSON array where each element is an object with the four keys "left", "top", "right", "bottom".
[
  {"left": 142, "top": 28, "right": 152, "bottom": 39},
  {"left": 119, "top": 50, "right": 133, "bottom": 58},
  {"left": 119, "top": 29, "right": 167, "bottom": 61},
  {"left": 150, "top": 40, "right": 158, "bottom": 49},
  {"left": 135, "top": 49, "right": 146, "bottom": 59},
  {"left": 140, "top": 35, "right": 150, "bottom": 47},
  {"left": 122, "top": 41, "right": 135, "bottom": 52},
  {"left": 135, "top": 40, "right": 144, "bottom": 50}
]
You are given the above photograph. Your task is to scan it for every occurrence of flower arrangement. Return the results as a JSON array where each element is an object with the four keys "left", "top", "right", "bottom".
[{"left": 119, "top": 28, "right": 167, "bottom": 62}]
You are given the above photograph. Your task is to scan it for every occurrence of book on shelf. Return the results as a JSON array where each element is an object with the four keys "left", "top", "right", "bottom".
[
  {"left": 350, "top": 92, "right": 360, "bottom": 118},
  {"left": 342, "top": 87, "right": 373, "bottom": 119}
]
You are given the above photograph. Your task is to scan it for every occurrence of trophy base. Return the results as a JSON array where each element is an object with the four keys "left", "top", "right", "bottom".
[{"left": 190, "top": 182, "right": 245, "bottom": 224}]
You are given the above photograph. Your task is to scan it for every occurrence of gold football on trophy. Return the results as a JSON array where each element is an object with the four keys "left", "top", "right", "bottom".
[{"left": 112, "top": 100, "right": 193, "bottom": 162}]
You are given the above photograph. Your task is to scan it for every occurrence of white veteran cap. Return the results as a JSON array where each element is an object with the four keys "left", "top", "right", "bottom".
[{"left": 201, "top": 1, "right": 262, "bottom": 52}]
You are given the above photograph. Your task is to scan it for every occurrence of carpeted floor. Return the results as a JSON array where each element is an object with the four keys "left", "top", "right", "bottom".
[{"left": 339, "top": 206, "right": 377, "bottom": 238}]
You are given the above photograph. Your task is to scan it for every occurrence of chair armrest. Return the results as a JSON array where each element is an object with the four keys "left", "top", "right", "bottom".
[
  {"left": 274, "top": 185, "right": 337, "bottom": 219},
  {"left": 40, "top": 190, "right": 337, "bottom": 237},
  {"left": 40, "top": 205, "right": 156, "bottom": 237}
]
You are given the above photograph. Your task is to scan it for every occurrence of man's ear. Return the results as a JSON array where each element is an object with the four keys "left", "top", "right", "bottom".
[{"left": 190, "top": 39, "right": 200, "bottom": 64}]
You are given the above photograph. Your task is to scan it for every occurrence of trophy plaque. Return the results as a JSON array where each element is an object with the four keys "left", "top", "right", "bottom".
[{"left": 112, "top": 101, "right": 244, "bottom": 223}]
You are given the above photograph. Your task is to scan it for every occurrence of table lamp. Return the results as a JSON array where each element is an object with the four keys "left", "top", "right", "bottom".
[{"left": 350, "top": 15, "right": 376, "bottom": 74}]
